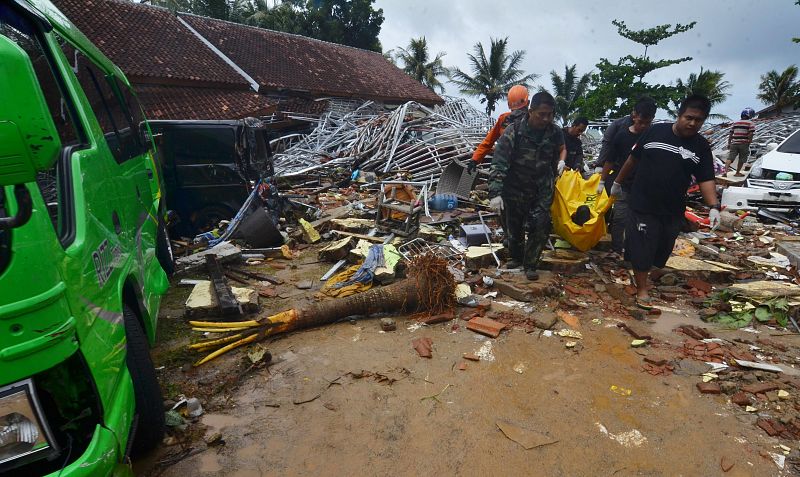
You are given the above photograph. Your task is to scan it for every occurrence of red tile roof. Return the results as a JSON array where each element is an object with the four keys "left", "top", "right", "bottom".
[
  {"left": 52, "top": 0, "right": 250, "bottom": 88},
  {"left": 135, "top": 85, "right": 275, "bottom": 120},
  {"left": 180, "top": 14, "right": 444, "bottom": 105}
]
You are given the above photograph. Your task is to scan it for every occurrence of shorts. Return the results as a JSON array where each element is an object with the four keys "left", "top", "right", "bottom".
[
  {"left": 624, "top": 210, "right": 684, "bottom": 271},
  {"left": 727, "top": 143, "right": 750, "bottom": 169}
]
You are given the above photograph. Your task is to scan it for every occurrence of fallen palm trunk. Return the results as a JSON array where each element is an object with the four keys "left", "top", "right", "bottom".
[{"left": 190, "top": 255, "right": 455, "bottom": 366}]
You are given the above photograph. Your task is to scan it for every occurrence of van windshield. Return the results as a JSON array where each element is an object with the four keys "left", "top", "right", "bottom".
[{"left": 778, "top": 130, "right": 800, "bottom": 154}]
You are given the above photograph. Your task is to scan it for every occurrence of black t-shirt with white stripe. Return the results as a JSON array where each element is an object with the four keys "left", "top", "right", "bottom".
[{"left": 629, "top": 123, "right": 715, "bottom": 216}]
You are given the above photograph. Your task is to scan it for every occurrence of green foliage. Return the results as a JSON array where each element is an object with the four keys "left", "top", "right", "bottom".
[
  {"left": 395, "top": 37, "right": 448, "bottom": 93},
  {"left": 757, "top": 65, "right": 800, "bottom": 113},
  {"left": 577, "top": 19, "right": 696, "bottom": 118},
  {"left": 669, "top": 68, "right": 732, "bottom": 120},
  {"left": 542, "top": 65, "right": 591, "bottom": 126},
  {"left": 196, "top": 0, "right": 230, "bottom": 19},
  {"left": 612, "top": 19, "right": 696, "bottom": 50},
  {"left": 304, "top": 0, "right": 384, "bottom": 52},
  {"left": 794, "top": 0, "right": 799, "bottom": 43},
  {"left": 703, "top": 290, "right": 791, "bottom": 329},
  {"left": 449, "top": 37, "right": 538, "bottom": 116},
  {"left": 576, "top": 57, "right": 685, "bottom": 118}
]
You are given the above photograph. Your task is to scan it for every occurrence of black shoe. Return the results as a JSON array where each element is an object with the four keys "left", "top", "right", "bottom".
[
  {"left": 505, "top": 260, "right": 522, "bottom": 269},
  {"left": 526, "top": 269, "right": 540, "bottom": 281}
]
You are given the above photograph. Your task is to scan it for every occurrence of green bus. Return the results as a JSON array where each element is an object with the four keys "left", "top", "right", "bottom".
[{"left": 0, "top": 0, "right": 170, "bottom": 475}]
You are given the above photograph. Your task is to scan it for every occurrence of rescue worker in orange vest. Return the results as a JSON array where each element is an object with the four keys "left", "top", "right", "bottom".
[{"left": 467, "top": 85, "right": 530, "bottom": 173}]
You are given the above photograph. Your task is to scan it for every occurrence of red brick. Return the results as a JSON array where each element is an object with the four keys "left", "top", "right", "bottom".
[
  {"left": 463, "top": 354, "right": 480, "bottom": 362},
  {"left": 720, "top": 456, "right": 735, "bottom": 473},
  {"left": 697, "top": 382, "right": 722, "bottom": 394},
  {"left": 420, "top": 312, "right": 455, "bottom": 325},
  {"left": 742, "top": 382, "right": 780, "bottom": 394},
  {"left": 618, "top": 323, "right": 652, "bottom": 340},
  {"left": 731, "top": 392, "right": 751, "bottom": 406},
  {"left": 466, "top": 317, "right": 507, "bottom": 338},
  {"left": 644, "top": 356, "right": 668, "bottom": 366},
  {"left": 412, "top": 337, "right": 433, "bottom": 358},
  {"left": 757, "top": 418, "right": 780, "bottom": 437},
  {"left": 458, "top": 362, "right": 467, "bottom": 371},
  {"left": 687, "top": 278, "right": 713, "bottom": 293}
]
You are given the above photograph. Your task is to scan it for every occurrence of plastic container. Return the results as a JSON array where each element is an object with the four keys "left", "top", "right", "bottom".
[{"left": 428, "top": 193, "right": 458, "bottom": 211}]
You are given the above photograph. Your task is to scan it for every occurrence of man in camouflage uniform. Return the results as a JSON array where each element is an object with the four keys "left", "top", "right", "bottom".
[{"left": 489, "top": 92, "right": 566, "bottom": 280}]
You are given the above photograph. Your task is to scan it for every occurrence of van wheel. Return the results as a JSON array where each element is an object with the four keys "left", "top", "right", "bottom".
[
  {"left": 124, "top": 305, "right": 164, "bottom": 456},
  {"left": 156, "top": 220, "right": 175, "bottom": 276}
]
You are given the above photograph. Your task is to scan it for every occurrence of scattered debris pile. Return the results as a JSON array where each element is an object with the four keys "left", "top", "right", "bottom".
[
  {"left": 155, "top": 99, "right": 800, "bottom": 473},
  {"left": 272, "top": 97, "right": 493, "bottom": 182}
]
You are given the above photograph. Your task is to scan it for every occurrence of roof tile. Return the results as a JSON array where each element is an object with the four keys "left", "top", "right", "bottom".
[
  {"left": 53, "top": 0, "right": 249, "bottom": 88},
  {"left": 134, "top": 84, "right": 275, "bottom": 120},
  {"left": 180, "top": 14, "right": 443, "bottom": 105}
]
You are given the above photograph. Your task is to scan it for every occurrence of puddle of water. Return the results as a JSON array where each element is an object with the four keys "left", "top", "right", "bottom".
[
  {"left": 649, "top": 311, "right": 702, "bottom": 337},
  {"left": 202, "top": 413, "right": 247, "bottom": 432}
]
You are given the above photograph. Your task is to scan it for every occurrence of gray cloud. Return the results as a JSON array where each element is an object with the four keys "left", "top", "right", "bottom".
[{"left": 376, "top": 0, "right": 800, "bottom": 121}]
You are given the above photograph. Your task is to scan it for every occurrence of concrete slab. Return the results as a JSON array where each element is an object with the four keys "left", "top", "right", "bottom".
[
  {"left": 185, "top": 280, "right": 259, "bottom": 318},
  {"left": 176, "top": 241, "right": 242, "bottom": 273},
  {"left": 777, "top": 240, "right": 800, "bottom": 268}
]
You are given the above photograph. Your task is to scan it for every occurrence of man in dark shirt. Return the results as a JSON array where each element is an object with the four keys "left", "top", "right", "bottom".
[
  {"left": 598, "top": 102, "right": 655, "bottom": 253},
  {"left": 612, "top": 95, "right": 721, "bottom": 308},
  {"left": 563, "top": 117, "right": 589, "bottom": 172},
  {"left": 595, "top": 96, "right": 657, "bottom": 170}
]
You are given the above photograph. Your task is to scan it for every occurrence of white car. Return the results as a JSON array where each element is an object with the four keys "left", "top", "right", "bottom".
[{"left": 721, "top": 129, "right": 800, "bottom": 211}]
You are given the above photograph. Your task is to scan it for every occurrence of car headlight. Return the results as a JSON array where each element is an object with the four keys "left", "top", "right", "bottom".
[
  {"left": 748, "top": 158, "right": 764, "bottom": 178},
  {"left": 0, "top": 380, "right": 57, "bottom": 468}
]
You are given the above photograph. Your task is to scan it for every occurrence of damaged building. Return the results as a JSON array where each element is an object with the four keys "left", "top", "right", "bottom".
[{"left": 53, "top": 0, "right": 443, "bottom": 123}]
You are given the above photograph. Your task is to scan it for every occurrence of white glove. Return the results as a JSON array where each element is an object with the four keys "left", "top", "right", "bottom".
[
  {"left": 489, "top": 196, "right": 504, "bottom": 212},
  {"left": 709, "top": 207, "right": 721, "bottom": 230},
  {"left": 557, "top": 161, "right": 565, "bottom": 175},
  {"left": 596, "top": 181, "right": 606, "bottom": 195},
  {"left": 609, "top": 182, "right": 622, "bottom": 198}
]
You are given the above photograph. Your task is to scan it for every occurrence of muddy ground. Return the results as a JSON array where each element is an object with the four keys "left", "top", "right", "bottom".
[{"left": 134, "top": 249, "right": 798, "bottom": 477}]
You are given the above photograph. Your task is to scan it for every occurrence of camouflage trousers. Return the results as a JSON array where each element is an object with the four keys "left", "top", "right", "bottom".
[{"left": 502, "top": 178, "right": 555, "bottom": 271}]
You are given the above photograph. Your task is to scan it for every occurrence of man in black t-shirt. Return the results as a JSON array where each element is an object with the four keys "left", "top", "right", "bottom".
[
  {"left": 595, "top": 96, "right": 657, "bottom": 170},
  {"left": 563, "top": 117, "right": 589, "bottom": 172},
  {"left": 598, "top": 103, "right": 655, "bottom": 253},
  {"left": 611, "top": 95, "right": 721, "bottom": 309}
]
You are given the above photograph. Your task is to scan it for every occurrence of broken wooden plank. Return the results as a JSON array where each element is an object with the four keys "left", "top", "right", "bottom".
[
  {"left": 227, "top": 267, "right": 284, "bottom": 285},
  {"left": 205, "top": 255, "right": 242, "bottom": 317},
  {"left": 330, "top": 229, "right": 386, "bottom": 243},
  {"left": 318, "top": 236, "right": 354, "bottom": 262}
]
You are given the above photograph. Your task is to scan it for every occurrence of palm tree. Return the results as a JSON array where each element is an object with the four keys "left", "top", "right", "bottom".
[
  {"left": 395, "top": 37, "right": 448, "bottom": 93},
  {"left": 670, "top": 68, "right": 733, "bottom": 120},
  {"left": 449, "top": 37, "right": 538, "bottom": 116},
  {"left": 757, "top": 65, "right": 800, "bottom": 115},
  {"left": 543, "top": 65, "right": 591, "bottom": 125},
  {"left": 230, "top": 0, "right": 270, "bottom": 25}
]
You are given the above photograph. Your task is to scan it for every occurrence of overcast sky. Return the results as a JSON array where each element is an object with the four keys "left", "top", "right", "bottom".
[{"left": 375, "top": 0, "right": 799, "bottom": 122}]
